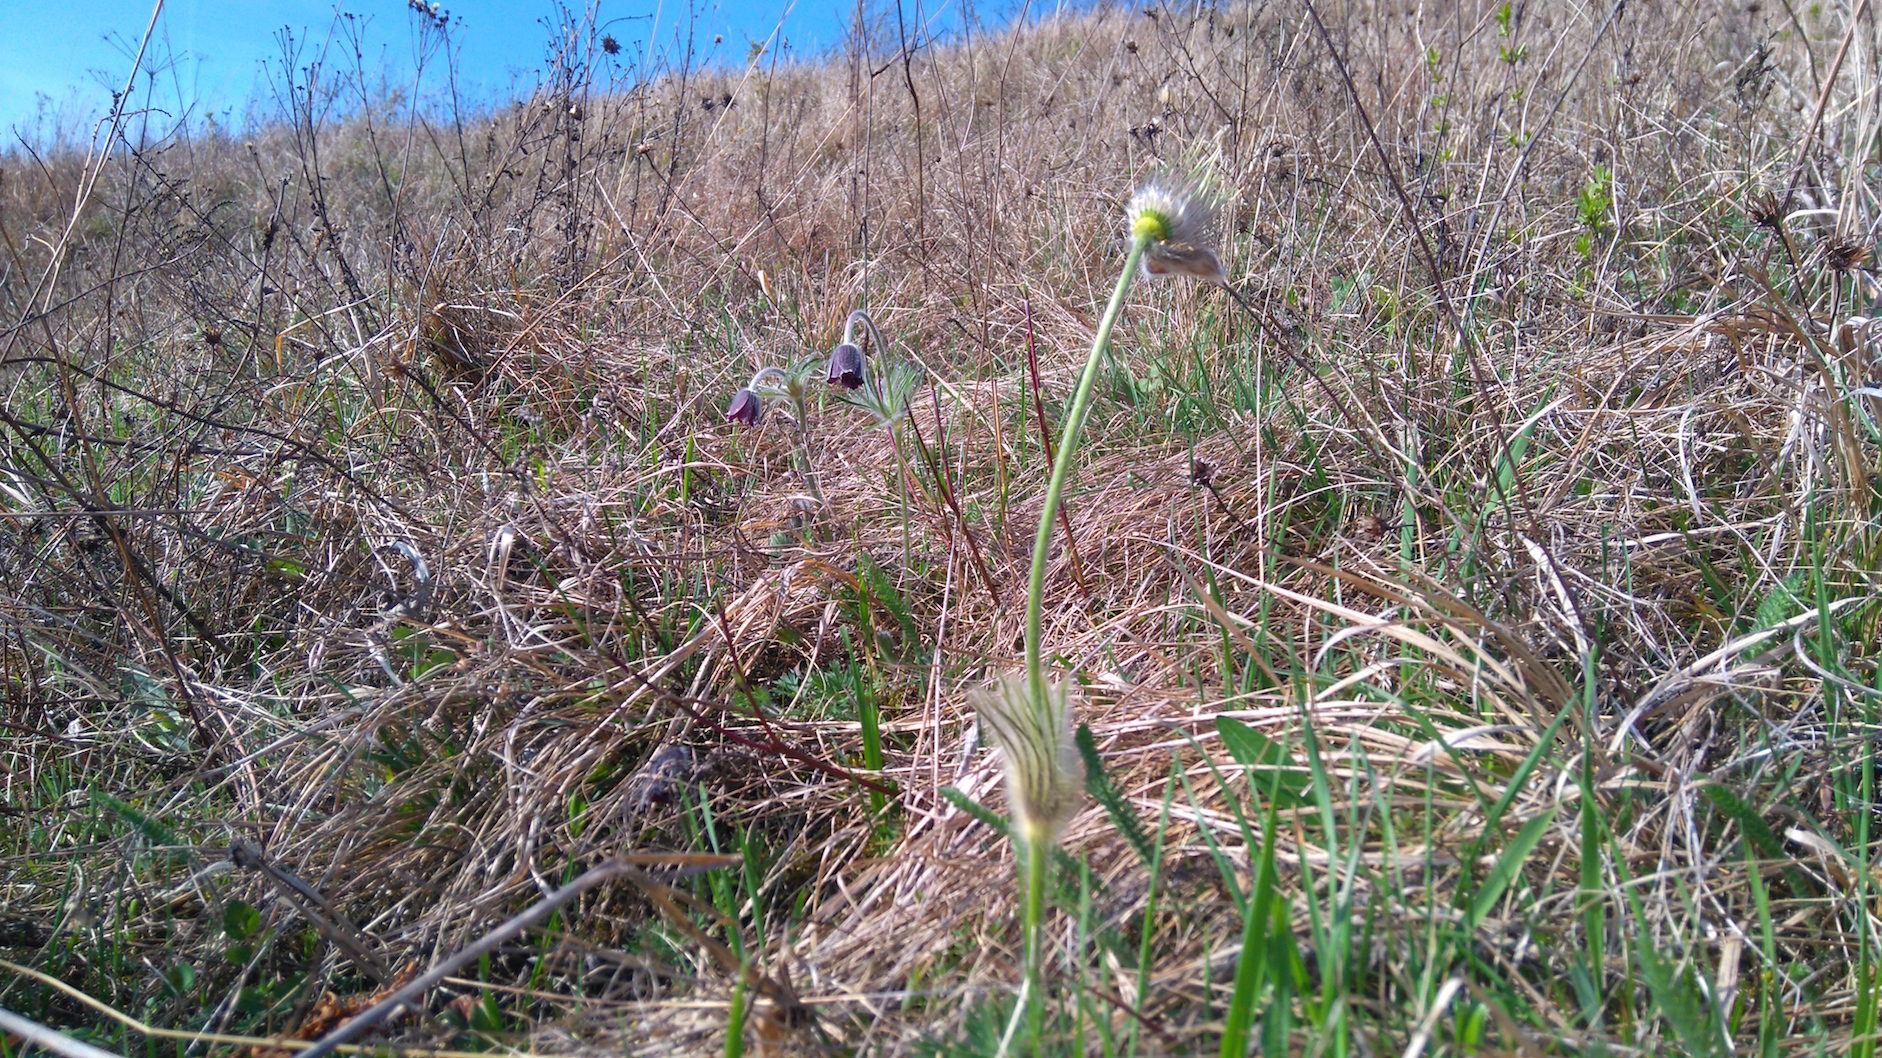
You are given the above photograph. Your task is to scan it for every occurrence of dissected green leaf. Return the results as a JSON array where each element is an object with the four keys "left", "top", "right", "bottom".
[
  {"left": 941, "top": 787, "right": 1009, "bottom": 837},
  {"left": 93, "top": 790, "right": 181, "bottom": 850},
  {"left": 1076, "top": 723, "right": 1157, "bottom": 867},
  {"left": 1696, "top": 782, "right": 1787, "bottom": 862},
  {"left": 224, "top": 900, "right": 261, "bottom": 941},
  {"left": 1750, "top": 572, "right": 1806, "bottom": 634},
  {"left": 1635, "top": 929, "right": 1725, "bottom": 1057}
]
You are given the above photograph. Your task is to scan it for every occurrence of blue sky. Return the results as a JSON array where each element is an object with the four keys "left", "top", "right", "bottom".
[{"left": 0, "top": 0, "right": 1024, "bottom": 140}]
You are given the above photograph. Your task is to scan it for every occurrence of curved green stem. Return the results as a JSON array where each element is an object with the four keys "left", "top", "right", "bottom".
[
  {"left": 747, "top": 366, "right": 789, "bottom": 390},
  {"left": 847, "top": 309, "right": 889, "bottom": 363},
  {"left": 1025, "top": 234, "right": 1150, "bottom": 709}
]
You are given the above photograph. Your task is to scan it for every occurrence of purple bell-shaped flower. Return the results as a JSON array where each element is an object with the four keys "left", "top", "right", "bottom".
[
  {"left": 724, "top": 387, "right": 763, "bottom": 426},
  {"left": 825, "top": 343, "right": 865, "bottom": 390}
]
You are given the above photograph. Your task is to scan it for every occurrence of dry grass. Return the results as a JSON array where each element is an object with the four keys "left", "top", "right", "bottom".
[{"left": 4, "top": 0, "right": 1882, "bottom": 1054}]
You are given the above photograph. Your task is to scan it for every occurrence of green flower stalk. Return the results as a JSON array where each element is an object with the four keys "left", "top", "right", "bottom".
[
  {"left": 729, "top": 363, "right": 824, "bottom": 506},
  {"left": 832, "top": 309, "right": 924, "bottom": 566},
  {"left": 975, "top": 166, "right": 1225, "bottom": 1051},
  {"left": 1024, "top": 172, "right": 1226, "bottom": 709}
]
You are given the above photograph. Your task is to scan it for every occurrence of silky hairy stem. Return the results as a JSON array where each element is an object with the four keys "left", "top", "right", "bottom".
[
  {"left": 1024, "top": 232, "right": 1150, "bottom": 709},
  {"left": 1024, "top": 824, "right": 1050, "bottom": 1050}
]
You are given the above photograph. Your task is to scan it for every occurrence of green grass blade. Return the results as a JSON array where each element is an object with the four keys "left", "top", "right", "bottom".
[
  {"left": 1475, "top": 702, "right": 1574, "bottom": 843},
  {"left": 1219, "top": 797, "right": 1280, "bottom": 1058},
  {"left": 1216, "top": 717, "right": 1310, "bottom": 809},
  {"left": 726, "top": 966, "right": 747, "bottom": 1058},
  {"left": 1610, "top": 831, "right": 1726, "bottom": 1056},
  {"left": 1468, "top": 803, "right": 1561, "bottom": 930}
]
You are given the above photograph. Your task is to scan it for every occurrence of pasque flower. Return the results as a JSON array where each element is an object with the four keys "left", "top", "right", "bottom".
[
  {"left": 725, "top": 366, "right": 796, "bottom": 428},
  {"left": 991, "top": 164, "right": 1226, "bottom": 1049},
  {"left": 1128, "top": 173, "right": 1228, "bottom": 284},
  {"left": 972, "top": 674, "right": 1085, "bottom": 851},
  {"left": 723, "top": 364, "right": 825, "bottom": 505},
  {"left": 1025, "top": 166, "right": 1227, "bottom": 707},
  {"left": 724, "top": 387, "right": 763, "bottom": 426},
  {"left": 971, "top": 673, "right": 1085, "bottom": 1053},
  {"left": 825, "top": 342, "right": 865, "bottom": 389}
]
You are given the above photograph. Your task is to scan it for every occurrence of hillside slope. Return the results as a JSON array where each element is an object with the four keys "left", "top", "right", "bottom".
[{"left": 4, "top": 1, "right": 1880, "bottom": 1054}]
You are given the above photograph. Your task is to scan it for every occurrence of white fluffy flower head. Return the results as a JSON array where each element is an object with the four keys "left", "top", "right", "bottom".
[{"left": 1126, "top": 172, "right": 1228, "bottom": 284}]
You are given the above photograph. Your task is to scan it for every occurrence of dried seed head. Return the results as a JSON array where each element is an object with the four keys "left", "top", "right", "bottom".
[
  {"left": 1128, "top": 173, "right": 1228, "bottom": 284},
  {"left": 1825, "top": 239, "right": 1872, "bottom": 273},
  {"left": 1748, "top": 191, "right": 1784, "bottom": 230},
  {"left": 725, "top": 387, "right": 763, "bottom": 426},
  {"left": 972, "top": 674, "right": 1085, "bottom": 849},
  {"left": 825, "top": 343, "right": 865, "bottom": 389}
]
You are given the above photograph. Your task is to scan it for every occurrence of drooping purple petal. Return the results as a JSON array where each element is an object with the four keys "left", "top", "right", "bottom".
[
  {"left": 825, "top": 343, "right": 865, "bottom": 390},
  {"left": 725, "top": 387, "right": 763, "bottom": 426}
]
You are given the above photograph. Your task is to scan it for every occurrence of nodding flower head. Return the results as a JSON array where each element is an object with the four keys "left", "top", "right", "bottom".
[
  {"left": 725, "top": 387, "right": 763, "bottom": 426},
  {"left": 972, "top": 674, "right": 1086, "bottom": 850},
  {"left": 825, "top": 343, "right": 865, "bottom": 390},
  {"left": 1127, "top": 173, "right": 1228, "bottom": 285}
]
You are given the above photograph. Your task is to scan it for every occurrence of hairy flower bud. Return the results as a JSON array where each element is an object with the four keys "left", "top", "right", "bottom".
[{"left": 972, "top": 674, "right": 1085, "bottom": 850}]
